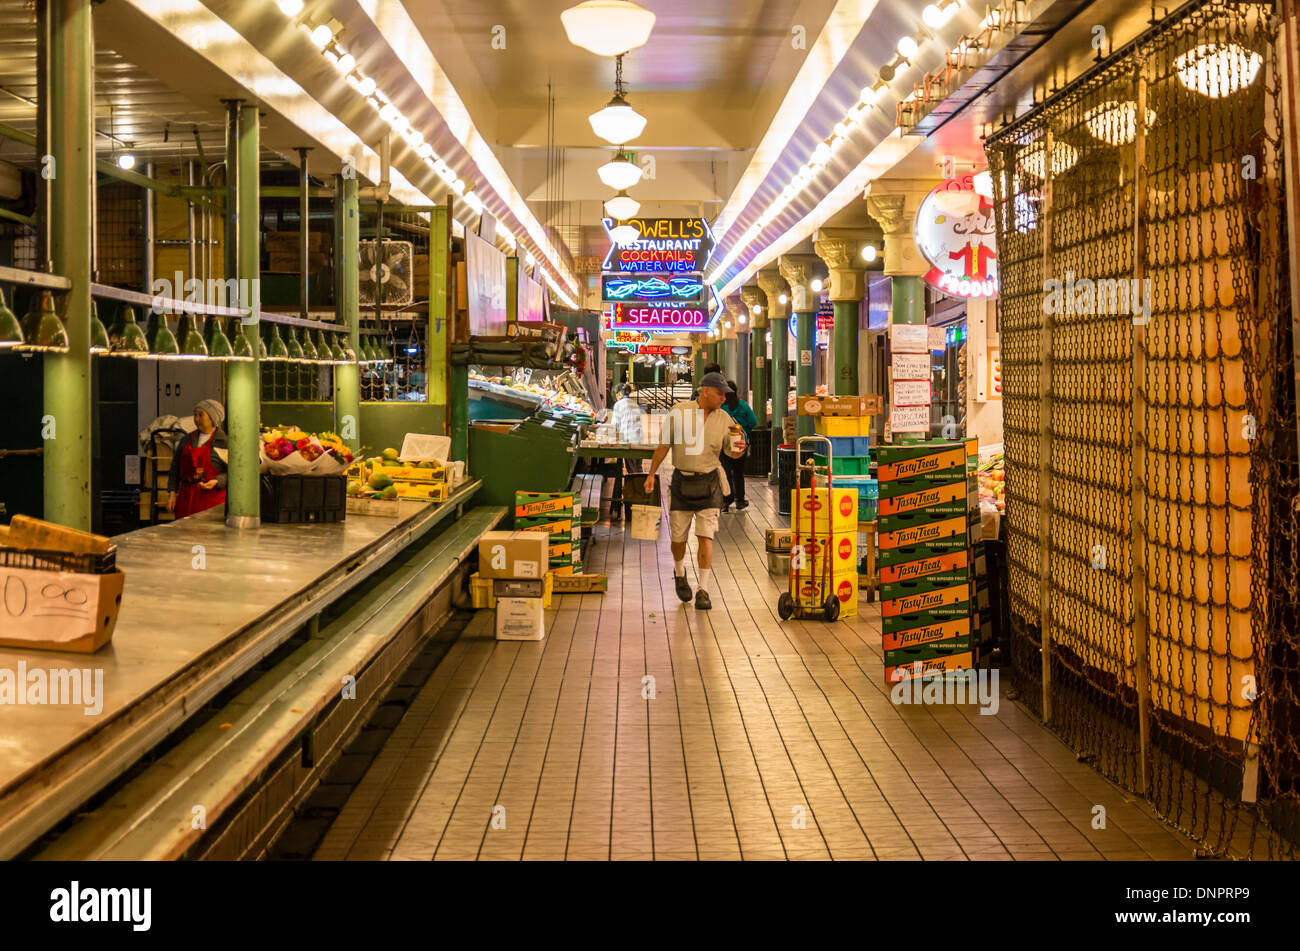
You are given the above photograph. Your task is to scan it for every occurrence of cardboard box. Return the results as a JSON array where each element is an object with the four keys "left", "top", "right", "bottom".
[
  {"left": 494, "top": 577, "right": 545, "bottom": 599},
  {"left": 791, "top": 530, "right": 858, "bottom": 574},
  {"left": 765, "top": 528, "right": 793, "bottom": 551},
  {"left": 883, "top": 603, "right": 972, "bottom": 635},
  {"left": 469, "top": 571, "right": 495, "bottom": 609},
  {"left": 791, "top": 566, "right": 859, "bottom": 619},
  {"left": 394, "top": 481, "right": 450, "bottom": 502},
  {"left": 797, "top": 394, "right": 883, "bottom": 416},
  {"left": 496, "top": 596, "right": 545, "bottom": 641},
  {"left": 885, "top": 652, "right": 975, "bottom": 684},
  {"left": 879, "top": 542, "right": 972, "bottom": 570},
  {"left": 876, "top": 479, "right": 968, "bottom": 518},
  {"left": 881, "top": 580, "right": 971, "bottom": 618},
  {"left": 884, "top": 637, "right": 974, "bottom": 667},
  {"left": 478, "top": 531, "right": 549, "bottom": 579},
  {"left": 881, "top": 617, "right": 971, "bottom": 652},
  {"left": 514, "top": 491, "right": 577, "bottom": 518},
  {"left": 373, "top": 462, "right": 447, "bottom": 482},
  {"left": 0, "top": 566, "right": 125, "bottom": 653},
  {"left": 879, "top": 512, "right": 968, "bottom": 551},
  {"left": 875, "top": 444, "right": 967, "bottom": 483},
  {"left": 551, "top": 573, "right": 607, "bottom": 593},
  {"left": 791, "top": 486, "right": 859, "bottom": 533},
  {"left": 516, "top": 517, "right": 574, "bottom": 536}
]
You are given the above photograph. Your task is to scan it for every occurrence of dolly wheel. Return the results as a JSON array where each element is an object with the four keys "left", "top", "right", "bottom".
[
  {"left": 777, "top": 593, "right": 795, "bottom": 620},
  {"left": 823, "top": 595, "right": 840, "bottom": 622}
]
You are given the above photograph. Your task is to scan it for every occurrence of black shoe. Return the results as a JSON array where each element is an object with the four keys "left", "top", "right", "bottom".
[
  {"left": 721, "top": 504, "right": 730, "bottom": 513},
  {"left": 695, "top": 589, "right": 712, "bottom": 610},
  {"left": 735, "top": 500, "right": 750, "bottom": 510},
  {"left": 674, "top": 575, "right": 693, "bottom": 602}
]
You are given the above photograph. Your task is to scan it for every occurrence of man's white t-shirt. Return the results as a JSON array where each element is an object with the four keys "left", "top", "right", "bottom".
[{"left": 659, "top": 400, "right": 733, "bottom": 496}]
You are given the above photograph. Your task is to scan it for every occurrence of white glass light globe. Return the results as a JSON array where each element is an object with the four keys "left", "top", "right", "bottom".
[
  {"left": 278, "top": 0, "right": 304, "bottom": 15},
  {"left": 604, "top": 191, "right": 640, "bottom": 219},
  {"left": 861, "top": 244, "right": 878, "bottom": 263},
  {"left": 561, "top": 1, "right": 656, "bottom": 56},
  {"left": 589, "top": 97, "right": 647, "bottom": 144},
  {"left": 117, "top": 153, "right": 136, "bottom": 170},
  {"left": 778, "top": 293, "right": 788, "bottom": 304},
  {"left": 310, "top": 24, "right": 333, "bottom": 48},
  {"left": 810, "top": 278, "right": 823, "bottom": 293},
  {"left": 356, "top": 76, "right": 376, "bottom": 97},
  {"left": 610, "top": 223, "right": 640, "bottom": 245},
  {"left": 597, "top": 155, "right": 643, "bottom": 190},
  {"left": 897, "top": 36, "right": 920, "bottom": 58}
]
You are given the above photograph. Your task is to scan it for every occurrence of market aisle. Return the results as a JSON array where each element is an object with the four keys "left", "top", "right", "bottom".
[{"left": 315, "top": 474, "right": 1195, "bottom": 861}]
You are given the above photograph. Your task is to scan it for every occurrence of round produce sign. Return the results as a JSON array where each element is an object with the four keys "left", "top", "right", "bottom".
[{"left": 913, "top": 174, "right": 998, "bottom": 299}]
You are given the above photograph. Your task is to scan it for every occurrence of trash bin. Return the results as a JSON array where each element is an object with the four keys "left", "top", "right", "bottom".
[
  {"left": 776, "top": 445, "right": 817, "bottom": 516},
  {"left": 744, "top": 427, "right": 772, "bottom": 477}
]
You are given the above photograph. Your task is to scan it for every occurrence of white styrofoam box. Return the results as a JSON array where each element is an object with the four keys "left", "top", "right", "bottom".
[{"left": 496, "top": 597, "right": 545, "bottom": 641}]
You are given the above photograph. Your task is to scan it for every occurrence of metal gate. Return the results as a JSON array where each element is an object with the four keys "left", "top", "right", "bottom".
[{"left": 985, "top": 0, "right": 1296, "bottom": 858}]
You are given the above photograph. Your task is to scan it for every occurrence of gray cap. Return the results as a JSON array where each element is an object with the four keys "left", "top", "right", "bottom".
[{"left": 699, "top": 372, "right": 729, "bottom": 394}]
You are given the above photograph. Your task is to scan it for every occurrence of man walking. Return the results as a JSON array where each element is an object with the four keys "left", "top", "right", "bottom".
[{"left": 644, "top": 372, "right": 746, "bottom": 610}]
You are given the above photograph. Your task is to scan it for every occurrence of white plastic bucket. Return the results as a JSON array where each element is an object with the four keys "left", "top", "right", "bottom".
[{"left": 629, "top": 504, "right": 662, "bottom": 541}]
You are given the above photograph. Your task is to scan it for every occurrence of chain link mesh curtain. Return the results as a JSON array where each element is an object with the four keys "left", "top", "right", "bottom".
[{"left": 986, "top": 0, "right": 1296, "bottom": 858}]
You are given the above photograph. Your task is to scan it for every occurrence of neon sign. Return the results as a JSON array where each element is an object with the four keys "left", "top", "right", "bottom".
[
  {"left": 602, "top": 274, "right": 705, "bottom": 304},
  {"left": 600, "top": 217, "right": 716, "bottom": 274},
  {"left": 914, "top": 175, "right": 999, "bottom": 299},
  {"left": 611, "top": 302, "right": 710, "bottom": 332}
]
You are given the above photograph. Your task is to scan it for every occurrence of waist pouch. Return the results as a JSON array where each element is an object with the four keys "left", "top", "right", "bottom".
[{"left": 671, "top": 469, "right": 722, "bottom": 511}]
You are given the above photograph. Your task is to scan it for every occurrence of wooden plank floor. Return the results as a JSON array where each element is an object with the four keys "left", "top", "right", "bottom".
[{"left": 315, "top": 472, "right": 1195, "bottom": 861}]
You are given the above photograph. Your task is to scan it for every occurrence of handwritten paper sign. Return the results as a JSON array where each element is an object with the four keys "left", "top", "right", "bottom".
[
  {"left": 890, "top": 324, "right": 929, "bottom": 353},
  {"left": 0, "top": 566, "right": 124, "bottom": 651},
  {"left": 891, "top": 404, "right": 931, "bottom": 433},
  {"left": 893, "top": 380, "right": 933, "bottom": 407},
  {"left": 892, "top": 352, "right": 930, "bottom": 380}
]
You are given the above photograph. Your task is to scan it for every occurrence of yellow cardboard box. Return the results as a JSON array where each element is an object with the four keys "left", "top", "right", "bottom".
[{"left": 791, "top": 487, "right": 859, "bottom": 533}]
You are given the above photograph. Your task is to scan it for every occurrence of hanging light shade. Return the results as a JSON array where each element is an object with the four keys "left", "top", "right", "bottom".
[
  {"left": 256, "top": 326, "right": 269, "bottom": 361},
  {"left": 267, "top": 323, "right": 290, "bottom": 361},
  {"left": 338, "top": 333, "right": 358, "bottom": 363},
  {"left": 610, "top": 223, "right": 640, "bottom": 245},
  {"left": 145, "top": 310, "right": 179, "bottom": 358},
  {"left": 107, "top": 304, "right": 150, "bottom": 356},
  {"left": 226, "top": 317, "right": 254, "bottom": 359},
  {"left": 299, "top": 327, "right": 320, "bottom": 362},
  {"left": 176, "top": 314, "right": 209, "bottom": 358},
  {"left": 597, "top": 154, "right": 642, "bottom": 190},
  {"left": 89, "top": 300, "right": 110, "bottom": 353},
  {"left": 367, "top": 335, "right": 384, "bottom": 363},
  {"left": 589, "top": 94, "right": 647, "bottom": 145},
  {"left": 311, "top": 330, "right": 336, "bottom": 364},
  {"left": 203, "top": 316, "right": 235, "bottom": 360},
  {"left": 1175, "top": 43, "right": 1261, "bottom": 98},
  {"left": 0, "top": 287, "right": 24, "bottom": 349},
  {"left": 17, "top": 290, "right": 70, "bottom": 352},
  {"left": 604, "top": 190, "right": 640, "bottom": 220},
  {"left": 285, "top": 326, "right": 306, "bottom": 362},
  {"left": 560, "top": 0, "right": 655, "bottom": 56}
]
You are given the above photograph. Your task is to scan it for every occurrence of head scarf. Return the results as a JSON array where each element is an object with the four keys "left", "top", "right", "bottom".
[{"left": 195, "top": 398, "right": 225, "bottom": 431}]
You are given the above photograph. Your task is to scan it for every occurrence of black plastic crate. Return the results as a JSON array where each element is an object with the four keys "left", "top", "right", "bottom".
[
  {"left": 0, "top": 545, "right": 117, "bottom": 574},
  {"left": 260, "top": 474, "right": 347, "bottom": 524}
]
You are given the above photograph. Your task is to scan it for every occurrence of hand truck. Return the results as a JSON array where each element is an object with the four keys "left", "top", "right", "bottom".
[{"left": 777, "top": 434, "right": 841, "bottom": 622}]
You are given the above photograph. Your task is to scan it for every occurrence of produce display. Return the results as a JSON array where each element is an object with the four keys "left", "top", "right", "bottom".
[
  {"left": 468, "top": 369, "right": 594, "bottom": 417},
  {"left": 259, "top": 426, "right": 354, "bottom": 474},
  {"left": 977, "top": 452, "right": 1005, "bottom": 511},
  {"left": 346, "top": 448, "right": 450, "bottom": 502}
]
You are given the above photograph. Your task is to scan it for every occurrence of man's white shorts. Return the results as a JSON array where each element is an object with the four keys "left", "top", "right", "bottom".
[{"left": 669, "top": 508, "right": 719, "bottom": 543}]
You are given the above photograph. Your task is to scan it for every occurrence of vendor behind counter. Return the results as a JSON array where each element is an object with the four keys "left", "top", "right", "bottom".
[{"left": 168, "top": 399, "right": 228, "bottom": 518}]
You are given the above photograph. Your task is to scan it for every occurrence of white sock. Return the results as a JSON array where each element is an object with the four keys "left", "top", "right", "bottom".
[
  {"left": 698, "top": 567, "right": 711, "bottom": 592},
  {"left": 674, "top": 558, "right": 685, "bottom": 578}
]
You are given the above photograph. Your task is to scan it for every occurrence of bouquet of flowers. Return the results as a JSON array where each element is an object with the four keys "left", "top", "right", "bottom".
[{"left": 259, "top": 426, "right": 355, "bottom": 474}]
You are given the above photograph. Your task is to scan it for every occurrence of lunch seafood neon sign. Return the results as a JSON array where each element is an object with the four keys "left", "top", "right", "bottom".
[
  {"left": 602, "top": 274, "right": 705, "bottom": 305},
  {"left": 611, "top": 301, "right": 710, "bottom": 332},
  {"left": 601, "top": 217, "right": 716, "bottom": 274}
]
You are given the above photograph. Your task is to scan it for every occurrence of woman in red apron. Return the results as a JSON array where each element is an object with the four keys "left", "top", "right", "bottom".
[{"left": 168, "top": 399, "right": 228, "bottom": 518}]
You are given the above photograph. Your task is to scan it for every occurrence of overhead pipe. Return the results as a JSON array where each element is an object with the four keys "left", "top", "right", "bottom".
[
  {"left": 297, "top": 147, "right": 310, "bottom": 319},
  {"left": 141, "top": 161, "right": 155, "bottom": 293}
]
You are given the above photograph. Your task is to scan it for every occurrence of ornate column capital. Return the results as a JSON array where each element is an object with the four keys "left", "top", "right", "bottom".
[
  {"left": 756, "top": 267, "right": 790, "bottom": 323},
  {"left": 719, "top": 294, "right": 746, "bottom": 339},
  {"left": 777, "top": 253, "right": 823, "bottom": 313},
  {"left": 865, "top": 179, "right": 940, "bottom": 277},
  {"left": 741, "top": 285, "right": 769, "bottom": 329},
  {"left": 813, "top": 227, "right": 872, "bottom": 302}
]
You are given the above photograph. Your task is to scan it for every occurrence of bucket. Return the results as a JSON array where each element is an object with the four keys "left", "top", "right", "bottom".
[
  {"left": 629, "top": 504, "right": 662, "bottom": 541},
  {"left": 767, "top": 550, "right": 791, "bottom": 575}
]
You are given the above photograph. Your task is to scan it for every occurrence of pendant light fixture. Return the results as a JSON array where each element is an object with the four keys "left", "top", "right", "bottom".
[
  {"left": 108, "top": 304, "right": 150, "bottom": 356},
  {"left": 17, "top": 290, "right": 70, "bottom": 352},
  {"left": 597, "top": 150, "right": 642, "bottom": 190},
  {"left": 589, "top": 54, "right": 647, "bottom": 145},
  {"left": 177, "top": 314, "right": 209, "bottom": 358},
  {"left": 226, "top": 317, "right": 255, "bottom": 360},
  {"left": 561, "top": 0, "right": 655, "bottom": 56},
  {"left": 0, "top": 287, "right": 24, "bottom": 349},
  {"left": 267, "top": 323, "right": 291, "bottom": 361},
  {"left": 204, "top": 316, "right": 236, "bottom": 359},
  {"left": 285, "top": 325, "right": 307, "bottom": 362},
  {"left": 89, "top": 300, "right": 111, "bottom": 353},
  {"left": 313, "top": 329, "right": 338, "bottom": 364},
  {"left": 604, "top": 190, "right": 640, "bottom": 220},
  {"left": 328, "top": 332, "right": 348, "bottom": 363},
  {"left": 339, "top": 333, "right": 358, "bottom": 363},
  {"left": 145, "top": 310, "right": 179, "bottom": 358},
  {"left": 609, "top": 222, "right": 640, "bottom": 245},
  {"left": 299, "top": 327, "right": 320, "bottom": 362}
]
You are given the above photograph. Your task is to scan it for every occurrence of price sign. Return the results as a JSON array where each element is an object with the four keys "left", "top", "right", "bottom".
[
  {"left": 892, "top": 352, "right": 930, "bottom": 380},
  {"left": 892, "top": 379, "right": 932, "bottom": 406},
  {"left": 891, "top": 324, "right": 929, "bottom": 353},
  {"left": 891, "top": 404, "right": 930, "bottom": 433}
]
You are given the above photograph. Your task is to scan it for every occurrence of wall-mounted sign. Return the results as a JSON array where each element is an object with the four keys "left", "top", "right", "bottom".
[
  {"left": 605, "top": 340, "right": 638, "bottom": 351},
  {"left": 892, "top": 380, "right": 933, "bottom": 407},
  {"left": 788, "top": 305, "right": 834, "bottom": 339},
  {"left": 613, "top": 330, "right": 650, "bottom": 344},
  {"left": 601, "top": 273, "right": 705, "bottom": 305},
  {"left": 891, "top": 403, "right": 930, "bottom": 433},
  {"left": 914, "top": 174, "right": 999, "bottom": 299},
  {"left": 892, "top": 352, "right": 930, "bottom": 380},
  {"left": 601, "top": 217, "right": 716, "bottom": 274},
  {"left": 638, "top": 345, "right": 675, "bottom": 356},
  {"left": 611, "top": 301, "right": 710, "bottom": 332},
  {"left": 890, "top": 324, "right": 930, "bottom": 353}
]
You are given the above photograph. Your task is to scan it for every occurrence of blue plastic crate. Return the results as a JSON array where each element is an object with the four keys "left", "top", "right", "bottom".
[{"left": 823, "top": 435, "right": 872, "bottom": 457}]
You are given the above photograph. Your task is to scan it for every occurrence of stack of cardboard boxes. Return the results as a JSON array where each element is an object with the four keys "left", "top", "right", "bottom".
[
  {"left": 789, "top": 485, "right": 861, "bottom": 618},
  {"left": 368, "top": 458, "right": 452, "bottom": 502},
  {"left": 477, "top": 530, "right": 550, "bottom": 640},
  {"left": 514, "top": 491, "right": 583, "bottom": 575},
  {"left": 875, "top": 440, "right": 980, "bottom": 683}
]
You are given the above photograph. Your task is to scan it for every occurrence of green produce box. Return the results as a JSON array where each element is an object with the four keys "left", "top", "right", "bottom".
[
  {"left": 884, "top": 636, "right": 974, "bottom": 667},
  {"left": 882, "top": 603, "right": 972, "bottom": 636}
]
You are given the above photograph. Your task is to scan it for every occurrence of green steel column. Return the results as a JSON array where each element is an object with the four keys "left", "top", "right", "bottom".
[
  {"left": 43, "top": 0, "right": 95, "bottom": 529},
  {"left": 770, "top": 316, "right": 788, "bottom": 478},
  {"left": 795, "top": 310, "right": 815, "bottom": 438},
  {"left": 450, "top": 364, "right": 468, "bottom": 461},
  {"left": 832, "top": 300, "right": 858, "bottom": 395},
  {"left": 334, "top": 173, "right": 360, "bottom": 452},
  {"left": 226, "top": 104, "right": 261, "bottom": 526},
  {"left": 612, "top": 354, "right": 624, "bottom": 392},
  {"left": 751, "top": 326, "right": 768, "bottom": 425},
  {"left": 892, "top": 275, "right": 926, "bottom": 444},
  {"left": 692, "top": 343, "right": 704, "bottom": 385}
]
